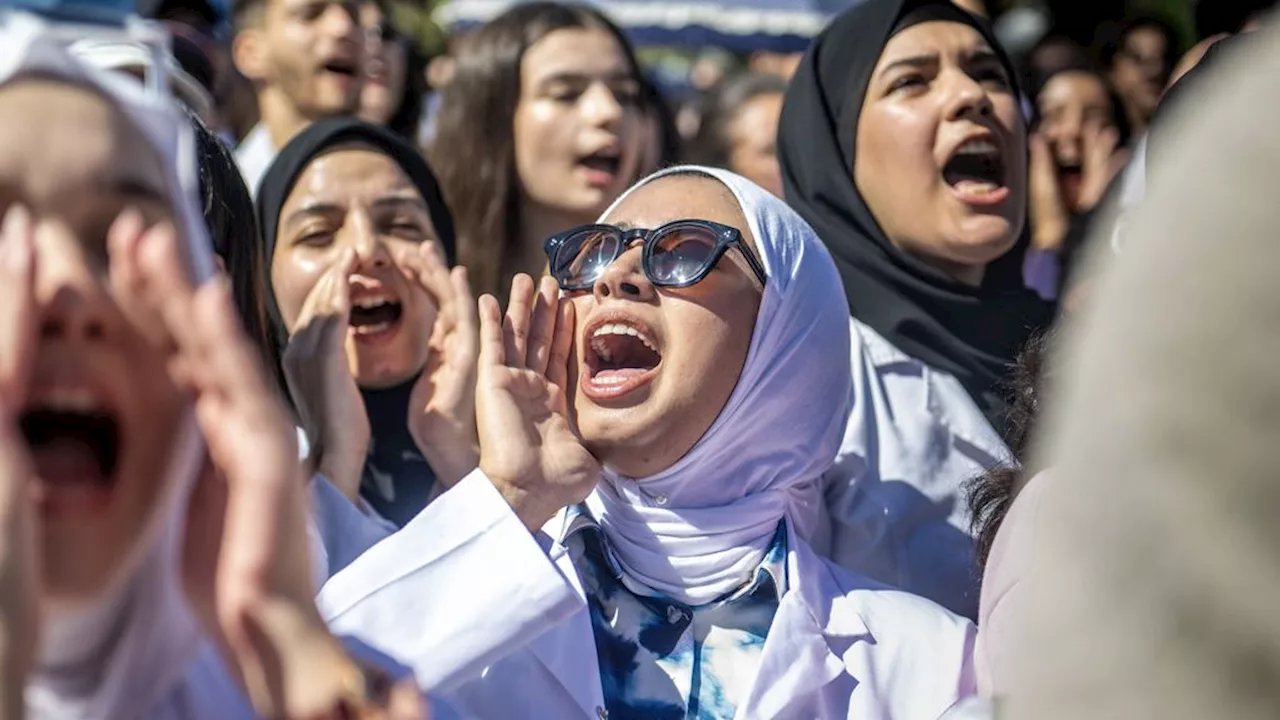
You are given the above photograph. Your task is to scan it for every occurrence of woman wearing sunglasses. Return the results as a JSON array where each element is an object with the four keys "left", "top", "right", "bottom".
[{"left": 319, "top": 166, "right": 977, "bottom": 718}]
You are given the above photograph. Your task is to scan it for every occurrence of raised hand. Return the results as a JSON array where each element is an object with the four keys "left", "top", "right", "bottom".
[
  {"left": 398, "top": 242, "right": 479, "bottom": 489},
  {"left": 475, "top": 274, "right": 600, "bottom": 531},
  {"left": 1077, "top": 120, "right": 1126, "bottom": 213},
  {"left": 1029, "top": 132, "right": 1069, "bottom": 251},
  {"left": 114, "top": 216, "right": 422, "bottom": 719},
  {"left": 281, "top": 248, "right": 370, "bottom": 501},
  {"left": 0, "top": 205, "right": 40, "bottom": 719}
]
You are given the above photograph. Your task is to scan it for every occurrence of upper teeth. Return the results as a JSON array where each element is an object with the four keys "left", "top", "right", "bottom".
[
  {"left": 956, "top": 140, "right": 998, "bottom": 156},
  {"left": 592, "top": 323, "right": 656, "bottom": 351},
  {"left": 354, "top": 297, "right": 393, "bottom": 309},
  {"left": 32, "top": 388, "right": 102, "bottom": 413}
]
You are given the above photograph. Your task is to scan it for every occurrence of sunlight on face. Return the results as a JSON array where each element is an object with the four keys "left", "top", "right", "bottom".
[{"left": 568, "top": 174, "right": 763, "bottom": 478}]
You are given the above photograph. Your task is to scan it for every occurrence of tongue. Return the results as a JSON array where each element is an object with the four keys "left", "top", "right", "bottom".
[
  {"left": 32, "top": 440, "right": 106, "bottom": 486},
  {"left": 593, "top": 368, "right": 650, "bottom": 384}
]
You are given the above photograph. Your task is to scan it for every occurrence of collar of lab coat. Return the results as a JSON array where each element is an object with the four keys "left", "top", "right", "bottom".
[{"left": 533, "top": 513, "right": 873, "bottom": 719}]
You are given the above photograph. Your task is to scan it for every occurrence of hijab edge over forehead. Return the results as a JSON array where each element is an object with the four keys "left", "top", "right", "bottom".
[{"left": 777, "top": 0, "right": 1052, "bottom": 436}]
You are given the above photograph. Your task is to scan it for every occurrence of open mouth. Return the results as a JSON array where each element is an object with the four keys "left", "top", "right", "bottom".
[
  {"left": 321, "top": 57, "right": 358, "bottom": 80},
  {"left": 349, "top": 295, "right": 403, "bottom": 338},
  {"left": 578, "top": 149, "right": 622, "bottom": 186},
  {"left": 942, "top": 138, "right": 1008, "bottom": 201},
  {"left": 21, "top": 392, "right": 121, "bottom": 502},
  {"left": 585, "top": 320, "right": 662, "bottom": 400}
]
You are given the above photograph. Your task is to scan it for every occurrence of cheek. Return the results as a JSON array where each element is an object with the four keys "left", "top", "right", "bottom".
[
  {"left": 857, "top": 108, "right": 936, "bottom": 192},
  {"left": 270, "top": 251, "right": 327, "bottom": 330}
]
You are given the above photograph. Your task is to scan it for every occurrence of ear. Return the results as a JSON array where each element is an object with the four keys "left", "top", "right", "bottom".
[{"left": 233, "top": 28, "right": 270, "bottom": 84}]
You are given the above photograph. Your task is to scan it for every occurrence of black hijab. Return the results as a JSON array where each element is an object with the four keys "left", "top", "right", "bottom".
[
  {"left": 777, "top": 0, "right": 1053, "bottom": 437},
  {"left": 256, "top": 117, "right": 456, "bottom": 527}
]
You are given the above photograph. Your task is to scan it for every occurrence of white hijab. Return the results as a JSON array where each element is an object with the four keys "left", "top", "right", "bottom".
[
  {"left": 585, "top": 166, "right": 853, "bottom": 606},
  {"left": 0, "top": 13, "right": 222, "bottom": 720}
]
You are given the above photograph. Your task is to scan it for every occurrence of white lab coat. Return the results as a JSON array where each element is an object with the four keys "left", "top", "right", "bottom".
[
  {"left": 320, "top": 470, "right": 979, "bottom": 719},
  {"left": 813, "top": 318, "right": 1012, "bottom": 619}
]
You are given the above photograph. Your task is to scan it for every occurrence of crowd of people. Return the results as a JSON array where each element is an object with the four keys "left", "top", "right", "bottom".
[{"left": 0, "top": 0, "right": 1277, "bottom": 717}]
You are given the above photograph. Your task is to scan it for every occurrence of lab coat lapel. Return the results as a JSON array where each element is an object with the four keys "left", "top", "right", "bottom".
[
  {"left": 737, "top": 530, "right": 873, "bottom": 719},
  {"left": 528, "top": 514, "right": 606, "bottom": 719}
]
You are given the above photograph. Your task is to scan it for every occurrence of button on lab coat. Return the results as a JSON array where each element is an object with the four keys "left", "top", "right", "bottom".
[
  {"left": 319, "top": 470, "right": 979, "bottom": 719},
  {"left": 813, "top": 318, "right": 1012, "bottom": 619}
]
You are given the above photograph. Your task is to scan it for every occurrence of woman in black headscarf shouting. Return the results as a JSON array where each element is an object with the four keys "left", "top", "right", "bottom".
[
  {"left": 257, "top": 118, "right": 479, "bottom": 528},
  {"left": 778, "top": 0, "right": 1053, "bottom": 618}
]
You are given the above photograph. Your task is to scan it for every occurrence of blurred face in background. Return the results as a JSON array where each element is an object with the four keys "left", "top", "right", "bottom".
[
  {"left": 512, "top": 27, "right": 644, "bottom": 225},
  {"left": 0, "top": 80, "right": 187, "bottom": 607},
  {"left": 1037, "top": 70, "right": 1117, "bottom": 211},
  {"left": 726, "top": 91, "right": 784, "bottom": 198},
  {"left": 855, "top": 21, "right": 1026, "bottom": 285},
  {"left": 1110, "top": 25, "right": 1170, "bottom": 125},
  {"left": 235, "top": 0, "right": 364, "bottom": 119},
  {"left": 358, "top": 1, "right": 408, "bottom": 126}
]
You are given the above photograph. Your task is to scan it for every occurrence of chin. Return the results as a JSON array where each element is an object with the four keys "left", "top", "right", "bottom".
[{"left": 947, "top": 218, "right": 1022, "bottom": 262}]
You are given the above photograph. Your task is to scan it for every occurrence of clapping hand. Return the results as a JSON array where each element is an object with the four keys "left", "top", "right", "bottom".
[{"left": 475, "top": 275, "right": 600, "bottom": 531}]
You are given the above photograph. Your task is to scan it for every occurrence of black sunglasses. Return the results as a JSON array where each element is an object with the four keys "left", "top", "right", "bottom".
[{"left": 544, "top": 219, "right": 768, "bottom": 292}]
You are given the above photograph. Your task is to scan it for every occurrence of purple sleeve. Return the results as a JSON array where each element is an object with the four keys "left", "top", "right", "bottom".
[{"left": 1023, "top": 247, "right": 1061, "bottom": 301}]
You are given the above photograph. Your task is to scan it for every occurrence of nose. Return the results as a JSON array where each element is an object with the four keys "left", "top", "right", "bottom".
[
  {"left": 943, "top": 68, "right": 994, "bottom": 122},
  {"left": 591, "top": 242, "right": 655, "bottom": 303},
  {"left": 580, "top": 82, "right": 624, "bottom": 130},
  {"left": 343, "top": 209, "right": 392, "bottom": 271},
  {"left": 35, "top": 222, "right": 115, "bottom": 344}
]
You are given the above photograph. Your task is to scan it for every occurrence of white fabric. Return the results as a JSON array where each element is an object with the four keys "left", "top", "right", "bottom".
[
  {"left": 318, "top": 469, "right": 585, "bottom": 692},
  {"left": 810, "top": 318, "right": 1011, "bottom": 619},
  {"left": 585, "top": 165, "right": 853, "bottom": 606},
  {"left": 0, "top": 13, "right": 230, "bottom": 720},
  {"left": 440, "top": 507, "right": 978, "bottom": 719},
  {"left": 67, "top": 37, "right": 214, "bottom": 120},
  {"left": 233, "top": 122, "right": 275, "bottom": 198}
]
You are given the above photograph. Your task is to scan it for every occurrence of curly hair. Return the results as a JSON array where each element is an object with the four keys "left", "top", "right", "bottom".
[{"left": 965, "top": 331, "right": 1052, "bottom": 572}]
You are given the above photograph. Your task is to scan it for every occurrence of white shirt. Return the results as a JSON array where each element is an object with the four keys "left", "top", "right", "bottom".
[
  {"left": 812, "top": 318, "right": 1012, "bottom": 619},
  {"left": 320, "top": 470, "right": 979, "bottom": 719},
  {"left": 233, "top": 123, "right": 276, "bottom": 198}
]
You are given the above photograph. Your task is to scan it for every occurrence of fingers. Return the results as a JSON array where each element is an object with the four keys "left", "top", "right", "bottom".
[
  {"left": 0, "top": 205, "right": 37, "bottom": 409},
  {"left": 294, "top": 249, "right": 356, "bottom": 334},
  {"left": 503, "top": 274, "right": 536, "bottom": 368},
  {"left": 449, "top": 266, "right": 479, "bottom": 361},
  {"left": 525, "top": 276, "right": 560, "bottom": 376},
  {"left": 397, "top": 241, "right": 454, "bottom": 313},
  {"left": 546, "top": 298, "right": 575, "bottom": 393},
  {"left": 476, "top": 294, "right": 505, "bottom": 368}
]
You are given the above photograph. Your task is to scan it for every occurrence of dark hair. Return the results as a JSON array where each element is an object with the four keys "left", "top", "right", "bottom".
[
  {"left": 386, "top": 40, "right": 427, "bottom": 142},
  {"left": 685, "top": 71, "right": 787, "bottom": 170},
  {"left": 966, "top": 331, "right": 1052, "bottom": 572},
  {"left": 1098, "top": 15, "right": 1181, "bottom": 75},
  {"left": 428, "top": 2, "right": 643, "bottom": 301},
  {"left": 638, "top": 75, "right": 681, "bottom": 176},
  {"left": 187, "top": 109, "right": 281, "bottom": 380}
]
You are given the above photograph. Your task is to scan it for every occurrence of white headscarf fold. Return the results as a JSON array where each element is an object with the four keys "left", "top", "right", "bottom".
[
  {"left": 585, "top": 166, "right": 853, "bottom": 606},
  {"left": 0, "top": 12, "right": 218, "bottom": 720}
]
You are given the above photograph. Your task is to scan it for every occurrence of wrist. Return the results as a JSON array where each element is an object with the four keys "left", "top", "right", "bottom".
[{"left": 480, "top": 467, "right": 556, "bottom": 532}]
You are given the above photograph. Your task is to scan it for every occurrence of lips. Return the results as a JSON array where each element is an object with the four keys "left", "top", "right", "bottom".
[
  {"left": 22, "top": 384, "right": 122, "bottom": 513},
  {"left": 941, "top": 135, "right": 1010, "bottom": 206},
  {"left": 577, "top": 146, "right": 623, "bottom": 189},
  {"left": 582, "top": 313, "right": 662, "bottom": 401},
  {"left": 320, "top": 55, "right": 359, "bottom": 83}
]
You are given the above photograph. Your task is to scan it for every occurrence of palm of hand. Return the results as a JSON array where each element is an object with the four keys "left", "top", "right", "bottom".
[{"left": 477, "top": 363, "right": 599, "bottom": 501}]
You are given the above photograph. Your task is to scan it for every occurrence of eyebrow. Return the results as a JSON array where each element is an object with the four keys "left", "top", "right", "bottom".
[
  {"left": 878, "top": 48, "right": 1003, "bottom": 78},
  {"left": 284, "top": 201, "right": 345, "bottom": 231},
  {"left": 371, "top": 195, "right": 429, "bottom": 213},
  {"left": 612, "top": 221, "right": 636, "bottom": 231},
  {"left": 536, "top": 70, "right": 637, "bottom": 87},
  {"left": 102, "top": 175, "right": 167, "bottom": 205}
]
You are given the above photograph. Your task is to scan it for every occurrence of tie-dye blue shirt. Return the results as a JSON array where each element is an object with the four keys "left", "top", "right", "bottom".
[{"left": 564, "top": 506, "right": 787, "bottom": 720}]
